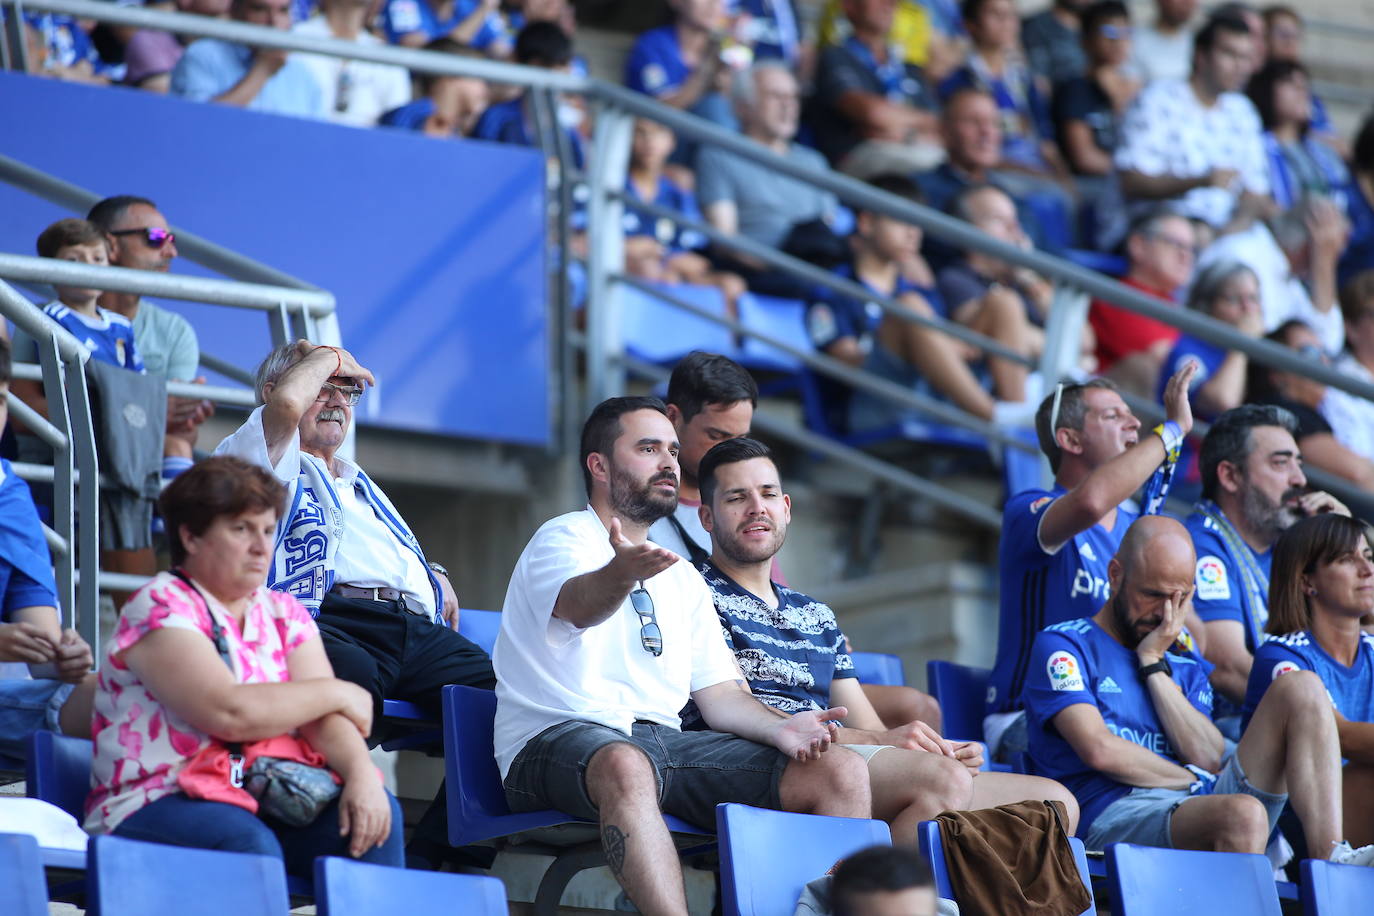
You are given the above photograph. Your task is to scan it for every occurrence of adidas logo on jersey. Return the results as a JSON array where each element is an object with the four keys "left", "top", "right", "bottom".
[
  {"left": 1080, "top": 543, "right": 1097, "bottom": 561},
  {"left": 1099, "top": 676, "right": 1122, "bottom": 694}
]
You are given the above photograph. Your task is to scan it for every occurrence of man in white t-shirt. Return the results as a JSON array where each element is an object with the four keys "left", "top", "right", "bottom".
[
  {"left": 495, "top": 396, "right": 870, "bottom": 916},
  {"left": 1115, "top": 13, "right": 1272, "bottom": 234},
  {"left": 293, "top": 0, "right": 411, "bottom": 127}
]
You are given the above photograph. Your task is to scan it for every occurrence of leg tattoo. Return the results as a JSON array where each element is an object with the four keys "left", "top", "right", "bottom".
[{"left": 602, "top": 823, "right": 628, "bottom": 880}]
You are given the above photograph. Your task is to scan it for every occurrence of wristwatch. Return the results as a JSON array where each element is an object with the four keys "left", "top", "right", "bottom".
[
  {"left": 1138, "top": 658, "right": 1172, "bottom": 681},
  {"left": 428, "top": 562, "right": 449, "bottom": 579}
]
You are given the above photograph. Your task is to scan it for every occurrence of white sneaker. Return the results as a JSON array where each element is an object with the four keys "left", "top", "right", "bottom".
[{"left": 1328, "top": 841, "right": 1374, "bottom": 866}]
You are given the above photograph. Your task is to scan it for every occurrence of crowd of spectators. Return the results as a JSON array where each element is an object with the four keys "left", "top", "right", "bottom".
[{"left": 10, "top": 1, "right": 1374, "bottom": 910}]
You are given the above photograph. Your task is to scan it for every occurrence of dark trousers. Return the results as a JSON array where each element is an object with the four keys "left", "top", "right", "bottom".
[{"left": 316, "top": 592, "right": 496, "bottom": 858}]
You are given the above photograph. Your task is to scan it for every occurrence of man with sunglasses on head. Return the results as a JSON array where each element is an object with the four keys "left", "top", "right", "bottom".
[
  {"left": 215, "top": 339, "right": 495, "bottom": 868},
  {"left": 496, "top": 396, "right": 870, "bottom": 916},
  {"left": 985, "top": 361, "right": 1198, "bottom": 763}
]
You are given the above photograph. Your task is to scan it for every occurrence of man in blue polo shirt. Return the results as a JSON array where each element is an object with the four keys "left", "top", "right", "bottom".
[
  {"left": 1024, "top": 515, "right": 1374, "bottom": 865},
  {"left": 985, "top": 364, "right": 1197, "bottom": 761},
  {"left": 1186, "top": 404, "right": 1349, "bottom": 735}
]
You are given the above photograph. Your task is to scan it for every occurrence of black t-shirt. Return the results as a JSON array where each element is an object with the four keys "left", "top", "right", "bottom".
[
  {"left": 808, "top": 40, "right": 936, "bottom": 166},
  {"left": 1266, "top": 397, "right": 1333, "bottom": 440},
  {"left": 1052, "top": 76, "right": 1117, "bottom": 174}
]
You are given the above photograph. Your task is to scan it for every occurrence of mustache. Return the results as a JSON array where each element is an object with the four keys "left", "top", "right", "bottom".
[
  {"left": 649, "top": 471, "right": 678, "bottom": 487},
  {"left": 318, "top": 408, "right": 347, "bottom": 423}
]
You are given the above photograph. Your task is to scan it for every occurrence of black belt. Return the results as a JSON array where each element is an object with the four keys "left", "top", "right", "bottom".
[{"left": 332, "top": 583, "right": 407, "bottom": 608}]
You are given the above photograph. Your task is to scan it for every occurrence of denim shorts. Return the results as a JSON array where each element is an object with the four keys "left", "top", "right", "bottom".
[
  {"left": 503, "top": 719, "right": 791, "bottom": 831},
  {"left": 0, "top": 678, "right": 75, "bottom": 758},
  {"left": 1084, "top": 751, "right": 1288, "bottom": 851}
]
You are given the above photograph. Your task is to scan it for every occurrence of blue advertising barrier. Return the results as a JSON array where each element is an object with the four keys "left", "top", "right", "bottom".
[{"left": 0, "top": 71, "right": 549, "bottom": 445}]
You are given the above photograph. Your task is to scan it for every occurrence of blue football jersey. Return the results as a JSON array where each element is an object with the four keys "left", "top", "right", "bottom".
[
  {"left": 987, "top": 487, "right": 1137, "bottom": 714},
  {"left": 1025, "top": 617, "right": 1214, "bottom": 834},
  {"left": 1242, "top": 630, "right": 1374, "bottom": 732}
]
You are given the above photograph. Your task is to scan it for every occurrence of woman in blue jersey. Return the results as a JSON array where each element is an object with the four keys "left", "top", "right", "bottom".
[{"left": 1245, "top": 513, "right": 1374, "bottom": 846}]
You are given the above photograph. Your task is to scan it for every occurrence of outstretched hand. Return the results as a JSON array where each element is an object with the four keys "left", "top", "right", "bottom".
[
  {"left": 607, "top": 517, "right": 678, "bottom": 585},
  {"left": 1161, "top": 360, "right": 1197, "bottom": 435},
  {"left": 773, "top": 707, "right": 846, "bottom": 761}
]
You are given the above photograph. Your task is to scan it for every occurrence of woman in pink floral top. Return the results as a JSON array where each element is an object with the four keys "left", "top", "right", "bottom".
[{"left": 86, "top": 456, "right": 402, "bottom": 873}]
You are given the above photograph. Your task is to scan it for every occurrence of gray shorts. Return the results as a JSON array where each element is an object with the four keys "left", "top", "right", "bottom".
[
  {"left": 503, "top": 719, "right": 791, "bottom": 831},
  {"left": 1084, "top": 752, "right": 1287, "bottom": 852}
]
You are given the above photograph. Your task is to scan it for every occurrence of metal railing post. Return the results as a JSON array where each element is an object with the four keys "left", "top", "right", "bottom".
[
  {"left": 1, "top": 0, "right": 28, "bottom": 73},
  {"left": 64, "top": 362, "right": 102, "bottom": 656},
  {"left": 34, "top": 330, "right": 77, "bottom": 627},
  {"left": 1036, "top": 284, "right": 1091, "bottom": 486},
  {"left": 585, "top": 98, "right": 633, "bottom": 410}
]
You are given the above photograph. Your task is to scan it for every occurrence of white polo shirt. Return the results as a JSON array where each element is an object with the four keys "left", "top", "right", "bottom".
[{"left": 493, "top": 507, "right": 741, "bottom": 778}]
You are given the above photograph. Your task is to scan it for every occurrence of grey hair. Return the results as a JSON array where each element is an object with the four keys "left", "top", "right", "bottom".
[
  {"left": 253, "top": 342, "right": 304, "bottom": 405},
  {"left": 731, "top": 59, "right": 794, "bottom": 108},
  {"left": 1186, "top": 259, "right": 1258, "bottom": 314},
  {"left": 1199, "top": 403, "right": 1300, "bottom": 500}
]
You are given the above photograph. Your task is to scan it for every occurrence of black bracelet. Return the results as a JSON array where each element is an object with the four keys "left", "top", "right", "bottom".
[{"left": 1138, "top": 658, "right": 1172, "bottom": 681}]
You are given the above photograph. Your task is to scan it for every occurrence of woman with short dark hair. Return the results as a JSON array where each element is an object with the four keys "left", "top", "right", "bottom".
[
  {"left": 85, "top": 455, "right": 403, "bottom": 874},
  {"left": 1245, "top": 512, "right": 1374, "bottom": 845}
]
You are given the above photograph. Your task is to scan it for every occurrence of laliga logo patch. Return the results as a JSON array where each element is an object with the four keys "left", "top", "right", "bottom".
[
  {"left": 1272, "top": 660, "right": 1301, "bottom": 680},
  {"left": 1047, "top": 651, "right": 1085, "bottom": 691},
  {"left": 1029, "top": 496, "right": 1052, "bottom": 515},
  {"left": 1195, "top": 556, "right": 1230, "bottom": 600}
]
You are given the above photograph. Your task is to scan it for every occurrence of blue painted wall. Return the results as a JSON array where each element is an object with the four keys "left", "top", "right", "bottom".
[{"left": 0, "top": 71, "right": 550, "bottom": 445}]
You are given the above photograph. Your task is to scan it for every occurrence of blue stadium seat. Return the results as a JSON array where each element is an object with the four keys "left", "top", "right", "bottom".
[
  {"left": 925, "top": 661, "right": 990, "bottom": 744},
  {"left": 441, "top": 684, "right": 712, "bottom": 914},
  {"left": 0, "top": 832, "right": 49, "bottom": 916},
  {"left": 621, "top": 283, "right": 735, "bottom": 365},
  {"left": 27, "top": 731, "right": 93, "bottom": 822},
  {"left": 1300, "top": 858, "right": 1374, "bottom": 915},
  {"left": 717, "top": 803, "right": 891, "bottom": 916},
  {"left": 314, "top": 855, "right": 505, "bottom": 915},
  {"left": 850, "top": 651, "right": 905, "bottom": 686},
  {"left": 736, "top": 294, "right": 809, "bottom": 373},
  {"left": 1105, "top": 843, "right": 1280, "bottom": 915},
  {"left": 1063, "top": 249, "right": 1128, "bottom": 277},
  {"left": 917, "top": 820, "right": 1096, "bottom": 915},
  {"left": 458, "top": 608, "right": 501, "bottom": 654},
  {"left": 88, "top": 834, "right": 289, "bottom": 915}
]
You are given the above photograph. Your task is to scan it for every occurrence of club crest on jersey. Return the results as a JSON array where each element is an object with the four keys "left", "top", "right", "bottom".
[
  {"left": 1272, "top": 660, "right": 1301, "bottom": 680},
  {"left": 1029, "top": 496, "right": 1052, "bottom": 515},
  {"left": 1195, "top": 556, "right": 1230, "bottom": 600},
  {"left": 1047, "top": 651, "right": 1085, "bottom": 691}
]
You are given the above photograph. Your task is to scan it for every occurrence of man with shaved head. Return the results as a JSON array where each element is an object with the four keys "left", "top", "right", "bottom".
[{"left": 1024, "top": 516, "right": 1374, "bottom": 864}]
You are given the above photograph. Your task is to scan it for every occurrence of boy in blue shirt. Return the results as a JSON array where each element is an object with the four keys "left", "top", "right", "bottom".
[
  {"left": 10, "top": 219, "right": 145, "bottom": 426},
  {"left": 1025, "top": 515, "right": 1374, "bottom": 865}
]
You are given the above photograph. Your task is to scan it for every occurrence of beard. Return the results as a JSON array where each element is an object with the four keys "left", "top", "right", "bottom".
[
  {"left": 1239, "top": 484, "right": 1304, "bottom": 544},
  {"left": 609, "top": 463, "right": 678, "bottom": 525},
  {"left": 714, "top": 518, "right": 787, "bottom": 566},
  {"left": 1109, "top": 593, "right": 1159, "bottom": 650}
]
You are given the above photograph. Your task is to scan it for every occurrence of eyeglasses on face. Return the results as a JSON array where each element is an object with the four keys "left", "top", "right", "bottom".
[
  {"left": 109, "top": 226, "right": 175, "bottom": 249},
  {"left": 629, "top": 586, "right": 663, "bottom": 657},
  {"left": 315, "top": 381, "right": 364, "bottom": 406}
]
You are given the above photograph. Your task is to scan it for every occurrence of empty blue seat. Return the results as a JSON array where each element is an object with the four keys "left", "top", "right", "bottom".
[
  {"left": 621, "top": 282, "right": 734, "bottom": 365},
  {"left": 1300, "top": 858, "right": 1374, "bottom": 915},
  {"left": 1105, "top": 843, "right": 1280, "bottom": 916},
  {"left": 736, "top": 293, "right": 809, "bottom": 372},
  {"left": 442, "top": 684, "right": 711, "bottom": 914},
  {"left": 87, "top": 834, "right": 289, "bottom": 915},
  {"left": 850, "top": 651, "right": 905, "bottom": 687},
  {"left": 27, "top": 731, "right": 92, "bottom": 821},
  {"left": 315, "top": 855, "right": 505, "bottom": 915},
  {"left": 925, "top": 660, "right": 991, "bottom": 744},
  {"left": 0, "top": 831, "right": 49, "bottom": 916},
  {"left": 458, "top": 607, "right": 501, "bottom": 655},
  {"left": 717, "top": 803, "right": 891, "bottom": 916},
  {"left": 917, "top": 820, "right": 1096, "bottom": 915}
]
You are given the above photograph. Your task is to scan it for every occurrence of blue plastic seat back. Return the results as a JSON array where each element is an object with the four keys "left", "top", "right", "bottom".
[
  {"left": 1300, "top": 858, "right": 1374, "bottom": 915},
  {"left": 88, "top": 834, "right": 289, "bottom": 915},
  {"left": 315, "top": 855, "right": 505, "bottom": 916},
  {"left": 458, "top": 608, "right": 501, "bottom": 655},
  {"left": 717, "top": 803, "right": 891, "bottom": 916},
  {"left": 26, "top": 731, "right": 93, "bottom": 820},
  {"left": 442, "top": 685, "right": 509, "bottom": 828},
  {"left": 850, "top": 651, "right": 906, "bottom": 687},
  {"left": 917, "top": 821, "right": 1096, "bottom": 915},
  {"left": 0, "top": 832, "right": 50, "bottom": 916},
  {"left": 736, "top": 294, "right": 809, "bottom": 372},
  {"left": 1106, "top": 843, "right": 1281, "bottom": 916},
  {"left": 925, "top": 661, "right": 992, "bottom": 743},
  {"left": 621, "top": 282, "right": 734, "bottom": 365}
]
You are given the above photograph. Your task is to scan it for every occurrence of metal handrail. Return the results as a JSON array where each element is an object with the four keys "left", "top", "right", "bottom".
[{"left": 0, "top": 254, "right": 334, "bottom": 314}]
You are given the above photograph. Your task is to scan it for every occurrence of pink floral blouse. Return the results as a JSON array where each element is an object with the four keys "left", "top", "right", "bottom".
[{"left": 84, "top": 572, "right": 318, "bottom": 834}]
